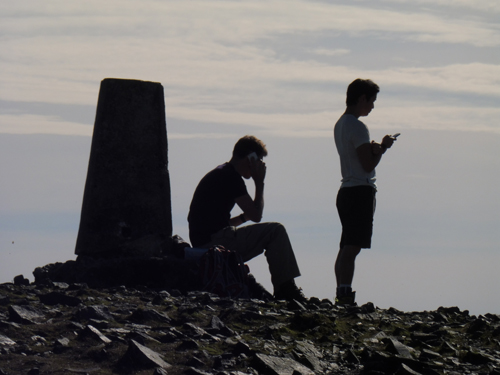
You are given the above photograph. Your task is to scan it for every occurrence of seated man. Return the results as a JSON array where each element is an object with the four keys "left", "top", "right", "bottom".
[{"left": 188, "top": 135, "right": 305, "bottom": 302}]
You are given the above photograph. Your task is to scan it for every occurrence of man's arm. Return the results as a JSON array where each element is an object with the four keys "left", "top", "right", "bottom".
[
  {"left": 356, "top": 135, "right": 394, "bottom": 173},
  {"left": 231, "top": 160, "right": 266, "bottom": 226}
]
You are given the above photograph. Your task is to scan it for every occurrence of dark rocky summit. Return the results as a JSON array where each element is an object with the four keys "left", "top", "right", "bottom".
[{"left": 1, "top": 276, "right": 499, "bottom": 375}]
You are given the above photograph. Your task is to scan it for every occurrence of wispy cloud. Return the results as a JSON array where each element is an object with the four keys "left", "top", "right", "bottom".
[
  {"left": 382, "top": 0, "right": 500, "bottom": 13},
  {"left": 0, "top": 115, "right": 92, "bottom": 136},
  {"left": 313, "top": 49, "right": 351, "bottom": 57},
  {"left": 1, "top": 0, "right": 498, "bottom": 137}
]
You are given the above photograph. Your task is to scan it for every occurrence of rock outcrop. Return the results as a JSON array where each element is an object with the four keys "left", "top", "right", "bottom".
[{"left": 1, "top": 278, "right": 499, "bottom": 374}]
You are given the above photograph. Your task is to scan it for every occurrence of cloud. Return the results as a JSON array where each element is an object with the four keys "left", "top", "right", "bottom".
[
  {"left": 313, "top": 49, "right": 351, "bottom": 57},
  {"left": 2, "top": 60, "right": 500, "bottom": 137},
  {"left": 372, "top": 106, "right": 500, "bottom": 133},
  {"left": 0, "top": 114, "right": 92, "bottom": 136},
  {"left": 383, "top": 0, "right": 500, "bottom": 13},
  {"left": 1, "top": 0, "right": 498, "bottom": 137},
  {"left": 368, "top": 63, "right": 500, "bottom": 96}
]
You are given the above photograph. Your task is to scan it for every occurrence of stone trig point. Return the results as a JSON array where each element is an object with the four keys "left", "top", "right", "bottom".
[{"left": 75, "top": 78, "right": 172, "bottom": 258}]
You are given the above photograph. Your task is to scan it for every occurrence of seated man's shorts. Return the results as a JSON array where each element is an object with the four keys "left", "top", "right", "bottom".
[{"left": 336, "top": 185, "right": 376, "bottom": 249}]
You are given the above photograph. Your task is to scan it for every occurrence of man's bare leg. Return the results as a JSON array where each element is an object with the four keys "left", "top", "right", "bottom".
[{"left": 335, "top": 245, "right": 361, "bottom": 298}]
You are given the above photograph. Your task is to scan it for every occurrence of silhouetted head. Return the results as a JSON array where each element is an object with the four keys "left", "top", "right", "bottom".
[
  {"left": 346, "top": 79, "right": 380, "bottom": 106},
  {"left": 232, "top": 135, "right": 268, "bottom": 160}
]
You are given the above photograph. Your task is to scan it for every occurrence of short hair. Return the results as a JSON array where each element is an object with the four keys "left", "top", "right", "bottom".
[
  {"left": 346, "top": 79, "right": 380, "bottom": 106},
  {"left": 232, "top": 135, "right": 268, "bottom": 159}
]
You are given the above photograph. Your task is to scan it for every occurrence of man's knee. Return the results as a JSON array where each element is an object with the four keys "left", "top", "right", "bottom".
[
  {"left": 251, "top": 221, "right": 287, "bottom": 238},
  {"left": 269, "top": 222, "right": 290, "bottom": 239}
]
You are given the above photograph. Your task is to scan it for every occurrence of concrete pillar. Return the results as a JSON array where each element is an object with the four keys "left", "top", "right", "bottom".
[{"left": 75, "top": 78, "right": 172, "bottom": 257}]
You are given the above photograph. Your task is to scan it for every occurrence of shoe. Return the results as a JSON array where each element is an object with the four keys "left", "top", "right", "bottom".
[
  {"left": 334, "top": 291, "right": 356, "bottom": 306},
  {"left": 274, "top": 280, "right": 307, "bottom": 303},
  {"left": 247, "top": 274, "right": 274, "bottom": 301}
]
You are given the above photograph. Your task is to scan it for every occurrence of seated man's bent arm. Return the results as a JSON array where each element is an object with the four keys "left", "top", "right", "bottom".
[{"left": 233, "top": 184, "right": 264, "bottom": 224}]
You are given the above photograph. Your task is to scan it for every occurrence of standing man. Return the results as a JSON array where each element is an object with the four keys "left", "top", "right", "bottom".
[
  {"left": 333, "top": 79, "right": 397, "bottom": 305},
  {"left": 188, "top": 135, "right": 306, "bottom": 302}
]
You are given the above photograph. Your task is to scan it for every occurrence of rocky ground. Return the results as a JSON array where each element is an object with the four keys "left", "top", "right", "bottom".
[{"left": 1, "top": 276, "right": 499, "bottom": 375}]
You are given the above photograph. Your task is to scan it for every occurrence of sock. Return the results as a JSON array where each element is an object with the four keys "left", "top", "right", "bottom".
[{"left": 337, "top": 284, "right": 352, "bottom": 296}]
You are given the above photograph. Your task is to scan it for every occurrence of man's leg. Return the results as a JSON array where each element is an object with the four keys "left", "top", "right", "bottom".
[
  {"left": 334, "top": 245, "right": 361, "bottom": 304},
  {"left": 233, "top": 222, "right": 301, "bottom": 289},
  {"left": 335, "top": 245, "right": 361, "bottom": 287},
  {"left": 202, "top": 222, "right": 303, "bottom": 300}
]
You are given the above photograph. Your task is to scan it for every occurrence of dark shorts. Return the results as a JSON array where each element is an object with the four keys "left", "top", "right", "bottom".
[{"left": 336, "top": 185, "right": 376, "bottom": 249}]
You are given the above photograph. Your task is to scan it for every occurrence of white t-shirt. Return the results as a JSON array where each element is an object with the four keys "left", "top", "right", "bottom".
[{"left": 334, "top": 114, "right": 376, "bottom": 188}]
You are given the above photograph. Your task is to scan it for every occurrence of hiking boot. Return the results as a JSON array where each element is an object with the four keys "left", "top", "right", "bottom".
[
  {"left": 274, "top": 280, "right": 307, "bottom": 303},
  {"left": 335, "top": 291, "right": 356, "bottom": 306},
  {"left": 247, "top": 274, "right": 274, "bottom": 301}
]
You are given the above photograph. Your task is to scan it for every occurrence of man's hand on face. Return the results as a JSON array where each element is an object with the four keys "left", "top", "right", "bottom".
[{"left": 250, "top": 159, "right": 266, "bottom": 184}]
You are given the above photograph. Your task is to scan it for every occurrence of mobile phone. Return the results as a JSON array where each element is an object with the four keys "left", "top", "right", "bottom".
[
  {"left": 248, "top": 152, "right": 258, "bottom": 161},
  {"left": 391, "top": 133, "right": 401, "bottom": 139}
]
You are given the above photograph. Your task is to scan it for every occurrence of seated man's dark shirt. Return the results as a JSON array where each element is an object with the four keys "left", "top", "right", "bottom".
[{"left": 188, "top": 163, "right": 248, "bottom": 247}]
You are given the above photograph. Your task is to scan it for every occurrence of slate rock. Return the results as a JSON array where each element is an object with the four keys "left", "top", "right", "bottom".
[
  {"left": 1, "top": 279, "right": 500, "bottom": 374},
  {"left": 13, "top": 275, "right": 30, "bottom": 286},
  {"left": 463, "top": 348, "right": 495, "bottom": 365},
  {"left": 233, "top": 341, "right": 252, "bottom": 356},
  {"left": 76, "top": 305, "right": 113, "bottom": 321},
  {"left": 80, "top": 325, "right": 112, "bottom": 344},
  {"left": 467, "top": 317, "right": 489, "bottom": 333},
  {"left": 159, "top": 327, "right": 185, "bottom": 343},
  {"left": 120, "top": 339, "right": 171, "bottom": 369},
  {"left": 383, "top": 337, "right": 415, "bottom": 359},
  {"left": 0, "top": 334, "right": 15, "bottom": 346},
  {"left": 186, "top": 355, "right": 206, "bottom": 368},
  {"left": 183, "top": 322, "right": 214, "bottom": 339},
  {"left": 410, "top": 331, "right": 439, "bottom": 345},
  {"left": 360, "top": 302, "right": 376, "bottom": 313},
  {"left": 0, "top": 295, "right": 10, "bottom": 306},
  {"left": 209, "top": 315, "right": 224, "bottom": 330},
  {"left": 8, "top": 305, "right": 45, "bottom": 324},
  {"left": 418, "top": 348, "right": 441, "bottom": 361},
  {"left": 395, "top": 363, "right": 423, "bottom": 375},
  {"left": 126, "top": 331, "right": 160, "bottom": 345},
  {"left": 361, "top": 348, "right": 400, "bottom": 374},
  {"left": 39, "top": 291, "right": 82, "bottom": 307},
  {"left": 183, "top": 368, "right": 212, "bottom": 375},
  {"left": 254, "top": 353, "right": 315, "bottom": 375},
  {"left": 130, "top": 308, "right": 171, "bottom": 324},
  {"left": 345, "top": 348, "right": 360, "bottom": 364},
  {"left": 34, "top": 256, "right": 200, "bottom": 292},
  {"left": 177, "top": 339, "right": 200, "bottom": 351},
  {"left": 294, "top": 341, "right": 323, "bottom": 371},
  {"left": 53, "top": 337, "right": 70, "bottom": 354},
  {"left": 287, "top": 299, "right": 307, "bottom": 311},
  {"left": 438, "top": 340, "right": 459, "bottom": 356}
]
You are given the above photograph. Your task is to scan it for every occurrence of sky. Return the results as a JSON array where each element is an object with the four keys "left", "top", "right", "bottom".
[{"left": 1, "top": 0, "right": 499, "bottom": 315}]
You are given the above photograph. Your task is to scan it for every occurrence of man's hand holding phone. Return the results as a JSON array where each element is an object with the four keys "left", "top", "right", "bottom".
[
  {"left": 382, "top": 132, "right": 401, "bottom": 149},
  {"left": 372, "top": 133, "right": 400, "bottom": 155}
]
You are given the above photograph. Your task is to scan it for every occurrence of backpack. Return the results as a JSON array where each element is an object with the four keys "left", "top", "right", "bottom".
[{"left": 198, "top": 246, "right": 250, "bottom": 299}]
